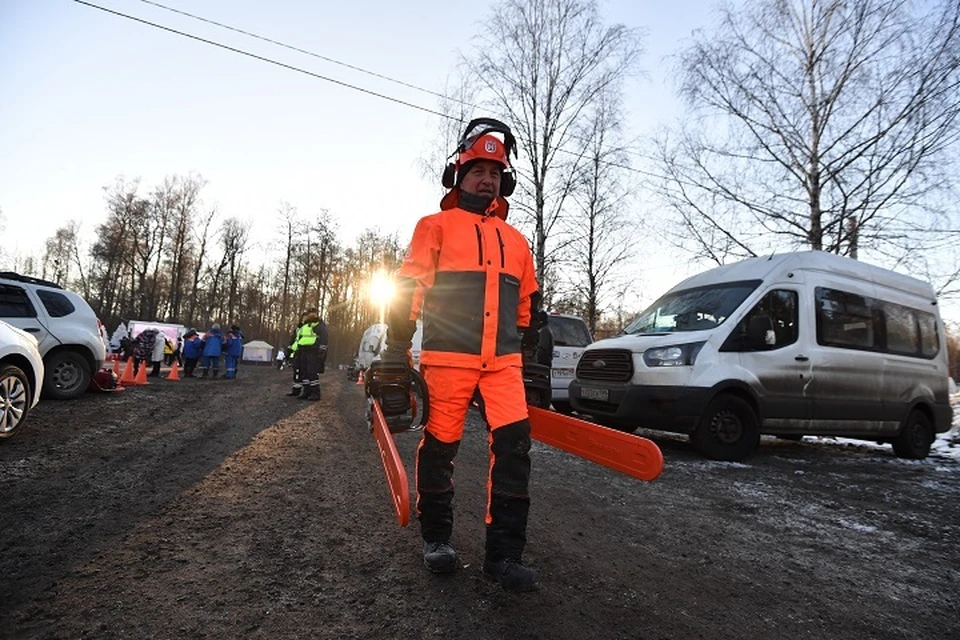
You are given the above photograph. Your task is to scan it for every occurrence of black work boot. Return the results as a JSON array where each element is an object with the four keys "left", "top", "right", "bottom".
[
  {"left": 201, "top": 370, "right": 208, "bottom": 378},
  {"left": 483, "top": 558, "right": 539, "bottom": 592},
  {"left": 422, "top": 541, "right": 457, "bottom": 574},
  {"left": 286, "top": 386, "right": 301, "bottom": 396}
]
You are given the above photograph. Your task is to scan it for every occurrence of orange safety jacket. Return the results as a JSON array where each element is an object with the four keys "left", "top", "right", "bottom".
[{"left": 395, "top": 194, "right": 539, "bottom": 371}]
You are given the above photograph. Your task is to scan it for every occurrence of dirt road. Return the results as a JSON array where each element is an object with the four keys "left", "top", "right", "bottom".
[{"left": 1, "top": 365, "right": 958, "bottom": 639}]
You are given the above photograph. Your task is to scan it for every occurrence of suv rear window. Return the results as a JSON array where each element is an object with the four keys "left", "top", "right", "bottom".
[
  {"left": 0, "top": 284, "right": 37, "bottom": 318},
  {"left": 548, "top": 316, "right": 592, "bottom": 347},
  {"left": 36, "top": 289, "right": 76, "bottom": 318}
]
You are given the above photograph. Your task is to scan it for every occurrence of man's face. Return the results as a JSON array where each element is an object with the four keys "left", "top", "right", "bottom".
[{"left": 459, "top": 160, "right": 502, "bottom": 198}]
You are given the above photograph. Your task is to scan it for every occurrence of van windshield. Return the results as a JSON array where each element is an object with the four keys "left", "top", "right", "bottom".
[
  {"left": 623, "top": 280, "right": 761, "bottom": 335},
  {"left": 547, "top": 316, "right": 593, "bottom": 347}
]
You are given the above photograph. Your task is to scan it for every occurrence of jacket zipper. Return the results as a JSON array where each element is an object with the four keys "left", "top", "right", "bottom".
[
  {"left": 495, "top": 228, "right": 505, "bottom": 268},
  {"left": 474, "top": 224, "right": 484, "bottom": 266}
]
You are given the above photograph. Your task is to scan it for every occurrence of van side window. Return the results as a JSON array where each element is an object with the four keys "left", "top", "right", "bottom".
[
  {"left": 918, "top": 313, "right": 940, "bottom": 357},
  {"left": 720, "top": 289, "right": 798, "bottom": 352},
  {"left": 884, "top": 303, "right": 919, "bottom": 356},
  {"left": 0, "top": 284, "right": 37, "bottom": 318},
  {"left": 816, "top": 288, "right": 877, "bottom": 349},
  {"left": 815, "top": 287, "right": 939, "bottom": 358}
]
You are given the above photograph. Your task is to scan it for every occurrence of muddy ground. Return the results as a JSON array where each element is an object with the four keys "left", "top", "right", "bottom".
[{"left": 1, "top": 364, "right": 958, "bottom": 639}]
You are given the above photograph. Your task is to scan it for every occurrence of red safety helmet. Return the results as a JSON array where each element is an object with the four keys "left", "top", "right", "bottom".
[{"left": 441, "top": 118, "right": 518, "bottom": 197}]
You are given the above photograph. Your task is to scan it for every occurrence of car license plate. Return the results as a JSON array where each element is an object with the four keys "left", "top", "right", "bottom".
[
  {"left": 552, "top": 367, "right": 575, "bottom": 378},
  {"left": 580, "top": 386, "right": 609, "bottom": 401}
]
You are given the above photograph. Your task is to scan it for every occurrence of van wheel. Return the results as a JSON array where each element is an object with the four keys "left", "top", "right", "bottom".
[
  {"left": 891, "top": 410, "right": 933, "bottom": 459},
  {"left": 693, "top": 395, "right": 759, "bottom": 461},
  {"left": 43, "top": 351, "right": 91, "bottom": 400}
]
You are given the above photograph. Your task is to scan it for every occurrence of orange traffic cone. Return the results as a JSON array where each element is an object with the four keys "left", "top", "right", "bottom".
[
  {"left": 119, "top": 357, "right": 136, "bottom": 386},
  {"left": 132, "top": 361, "right": 149, "bottom": 386},
  {"left": 112, "top": 357, "right": 121, "bottom": 376},
  {"left": 167, "top": 360, "right": 181, "bottom": 381}
]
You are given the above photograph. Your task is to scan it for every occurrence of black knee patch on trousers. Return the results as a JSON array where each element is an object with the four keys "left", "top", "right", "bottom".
[
  {"left": 417, "top": 430, "right": 460, "bottom": 542},
  {"left": 486, "top": 419, "right": 532, "bottom": 562}
]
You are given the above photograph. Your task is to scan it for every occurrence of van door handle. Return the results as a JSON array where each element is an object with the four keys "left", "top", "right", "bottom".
[
  {"left": 795, "top": 355, "right": 809, "bottom": 362},
  {"left": 23, "top": 327, "right": 41, "bottom": 333}
]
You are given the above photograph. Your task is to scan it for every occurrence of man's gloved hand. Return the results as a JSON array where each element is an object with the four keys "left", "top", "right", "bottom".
[
  {"left": 373, "top": 345, "right": 412, "bottom": 417},
  {"left": 521, "top": 326, "right": 540, "bottom": 352}
]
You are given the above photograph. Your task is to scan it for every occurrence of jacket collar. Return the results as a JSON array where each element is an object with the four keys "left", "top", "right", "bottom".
[{"left": 440, "top": 187, "right": 510, "bottom": 220}]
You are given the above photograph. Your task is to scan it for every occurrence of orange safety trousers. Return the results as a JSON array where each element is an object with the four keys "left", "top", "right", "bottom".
[
  {"left": 416, "top": 364, "right": 532, "bottom": 561},
  {"left": 421, "top": 364, "right": 528, "bottom": 441}
]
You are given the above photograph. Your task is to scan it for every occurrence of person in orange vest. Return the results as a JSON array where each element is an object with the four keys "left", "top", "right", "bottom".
[{"left": 381, "top": 118, "right": 544, "bottom": 592}]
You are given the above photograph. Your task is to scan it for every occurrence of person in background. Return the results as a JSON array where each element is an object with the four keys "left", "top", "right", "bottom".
[
  {"left": 380, "top": 118, "right": 543, "bottom": 592},
  {"left": 292, "top": 308, "right": 328, "bottom": 401},
  {"left": 163, "top": 337, "right": 175, "bottom": 366},
  {"left": 119, "top": 335, "right": 134, "bottom": 362},
  {"left": 224, "top": 324, "right": 244, "bottom": 379},
  {"left": 132, "top": 328, "right": 158, "bottom": 375},
  {"left": 276, "top": 347, "right": 286, "bottom": 370},
  {"left": 200, "top": 323, "right": 226, "bottom": 379},
  {"left": 285, "top": 312, "right": 307, "bottom": 396},
  {"left": 181, "top": 329, "right": 202, "bottom": 378},
  {"left": 150, "top": 332, "right": 168, "bottom": 377}
]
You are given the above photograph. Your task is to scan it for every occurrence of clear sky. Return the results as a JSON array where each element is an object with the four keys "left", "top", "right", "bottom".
[{"left": 1, "top": 0, "right": 717, "bottom": 300}]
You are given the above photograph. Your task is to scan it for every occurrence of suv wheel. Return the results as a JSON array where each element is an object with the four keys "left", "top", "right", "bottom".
[
  {"left": 43, "top": 351, "right": 91, "bottom": 400},
  {"left": 0, "top": 363, "right": 31, "bottom": 438}
]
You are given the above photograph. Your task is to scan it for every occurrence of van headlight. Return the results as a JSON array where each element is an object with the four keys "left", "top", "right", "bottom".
[{"left": 643, "top": 342, "right": 706, "bottom": 367}]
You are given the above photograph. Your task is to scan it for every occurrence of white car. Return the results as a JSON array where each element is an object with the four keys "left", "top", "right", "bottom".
[
  {"left": 0, "top": 272, "right": 105, "bottom": 399},
  {"left": 0, "top": 319, "right": 45, "bottom": 438}
]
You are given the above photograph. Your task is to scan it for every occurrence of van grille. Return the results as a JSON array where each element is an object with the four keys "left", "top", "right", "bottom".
[{"left": 576, "top": 349, "right": 633, "bottom": 382}]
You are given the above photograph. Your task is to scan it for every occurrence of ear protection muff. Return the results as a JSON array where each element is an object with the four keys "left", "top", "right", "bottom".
[
  {"left": 500, "top": 170, "right": 516, "bottom": 197},
  {"left": 441, "top": 163, "right": 456, "bottom": 189}
]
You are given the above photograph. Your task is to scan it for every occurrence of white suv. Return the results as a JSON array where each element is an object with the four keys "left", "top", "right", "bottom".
[
  {"left": 0, "top": 273, "right": 106, "bottom": 400},
  {"left": 545, "top": 313, "right": 593, "bottom": 413},
  {"left": 0, "top": 319, "right": 44, "bottom": 438}
]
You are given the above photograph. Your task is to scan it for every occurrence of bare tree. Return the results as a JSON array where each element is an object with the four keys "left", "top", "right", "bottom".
[
  {"left": 162, "top": 173, "right": 205, "bottom": 320},
  {"left": 42, "top": 222, "right": 80, "bottom": 287},
  {"left": 655, "top": 0, "right": 960, "bottom": 267},
  {"left": 461, "top": 0, "right": 643, "bottom": 292},
  {"left": 562, "top": 90, "right": 636, "bottom": 334},
  {"left": 218, "top": 217, "right": 251, "bottom": 323}
]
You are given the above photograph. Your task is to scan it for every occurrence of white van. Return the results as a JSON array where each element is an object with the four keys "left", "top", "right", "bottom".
[
  {"left": 569, "top": 251, "right": 953, "bottom": 461},
  {"left": 356, "top": 321, "right": 423, "bottom": 371},
  {"left": 544, "top": 313, "right": 593, "bottom": 413}
]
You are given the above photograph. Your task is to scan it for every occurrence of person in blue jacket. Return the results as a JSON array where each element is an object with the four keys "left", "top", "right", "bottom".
[
  {"left": 224, "top": 324, "right": 244, "bottom": 379},
  {"left": 181, "top": 329, "right": 202, "bottom": 378},
  {"left": 200, "top": 323, "right": 226, "bottom": 378}
]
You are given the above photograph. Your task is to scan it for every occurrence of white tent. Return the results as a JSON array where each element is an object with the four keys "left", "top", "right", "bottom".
[
  {"left": 109, "top": 322, "right": 128, "bottom": 352},
  {"left": 242, "top": 340, "right": 273, "bottom": 362}
]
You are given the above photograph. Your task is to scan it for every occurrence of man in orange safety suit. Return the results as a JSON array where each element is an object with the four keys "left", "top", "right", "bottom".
[{"left": 380, "top": 118, "right": 544, "bottom": 592}]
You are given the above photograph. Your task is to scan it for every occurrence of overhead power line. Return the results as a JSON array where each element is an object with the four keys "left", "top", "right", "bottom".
[
  {"left": 136, "top": 0, "right": 479, "bottom": 111},
  {"left": 72, "top": 0, "right": 457, "bottom": 120},
  {"left": 102, "top": 1, "right": 674, "bottom": 178}
]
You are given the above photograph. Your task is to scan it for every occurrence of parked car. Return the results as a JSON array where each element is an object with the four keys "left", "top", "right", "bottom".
[
  {"left": 0, "top": 319, "right": 45, "bottom": 438},
  {"left": 0, "top": 272, "right": 106, "bottom": 400},
  {"left": 544, "top": 312, "right": 593, "bottom": 413},
  {"left": 570, "top": 251, "right": 952, "bottom": 461}
]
